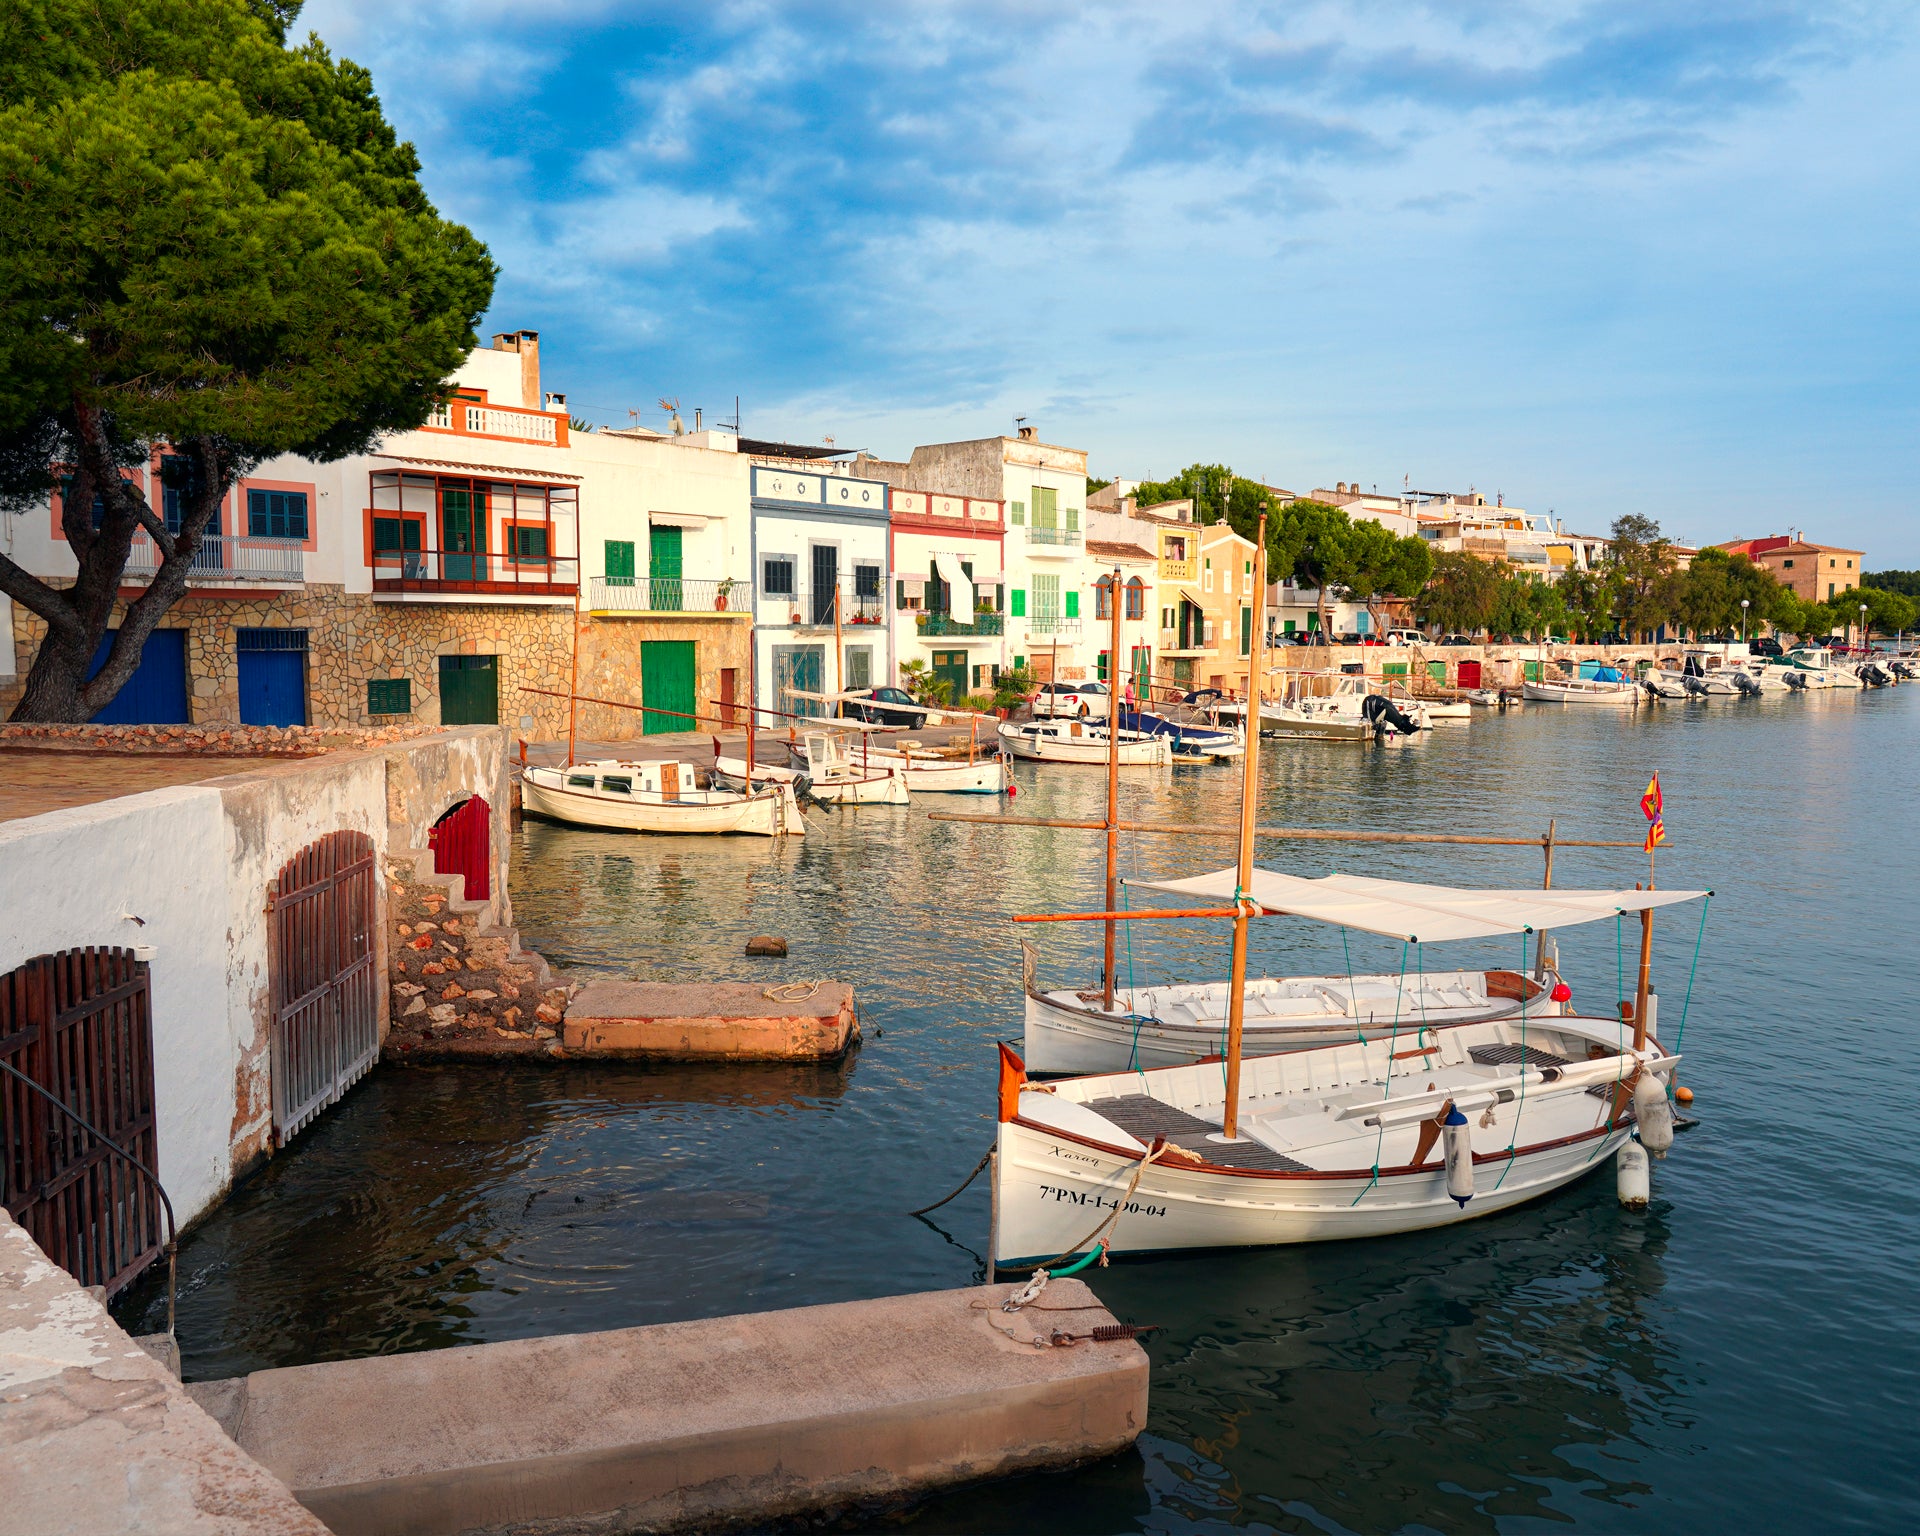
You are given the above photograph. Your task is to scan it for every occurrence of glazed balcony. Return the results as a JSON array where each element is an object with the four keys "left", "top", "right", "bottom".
[
  {"left": 123, "top": 531, "right": 305, "bottom": 586},
  {"left": 590, "top": 577, "right": 749, "bottom": 616},
  {"left": 1025, "top": 525, "right": 1082, "bottom": 551},
  {"left": 372, "top": 548, "right": 579, "bottom": 599}
]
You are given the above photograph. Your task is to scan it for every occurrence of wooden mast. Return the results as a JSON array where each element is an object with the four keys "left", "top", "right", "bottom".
[
  {"left": 1221, "top": 516, "right": 1267, "bottom": 1141},
  {"left": 1103, "top": 564, "right": 1123, "bottom": 1010},
  {"left": 566, "top": 583, "right": 581, "bottom": 767},
  {"left": 833, "top": 581, "right": 843, "bottom": 698}
]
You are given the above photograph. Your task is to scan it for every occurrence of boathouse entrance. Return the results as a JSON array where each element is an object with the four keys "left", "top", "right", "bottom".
[
  {"left": 430, "top": 796, "right": 492, "bottom": 902},
  {"left": 268, "top": 831, "right": 379, "bottom": 1143},
  {"left": 0, "top": 947, "right": 164, "bottom": 1296}
]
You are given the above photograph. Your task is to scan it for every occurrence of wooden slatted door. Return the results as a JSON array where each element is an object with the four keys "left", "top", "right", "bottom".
[
  {"left": 429, "top": 797, "right": 491, "bottom": 902},
  {"left": 270, "top": 831, "right": 379, "bottom": 1143},
  {"left": 0, "top": 949, "right": 162, "bottom": 1295}
]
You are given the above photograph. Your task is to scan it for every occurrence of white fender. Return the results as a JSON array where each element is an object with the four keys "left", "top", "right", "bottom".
[
  {"left": 1442, "top": 1107, "right": 1474, "bottom": 1207},
  {"left": 1634, "top": 1074, "right": 1675, "bottom": 1158},
  {"left": 1616, "top": 1139, "right": 1650, "bottom": 1209}
]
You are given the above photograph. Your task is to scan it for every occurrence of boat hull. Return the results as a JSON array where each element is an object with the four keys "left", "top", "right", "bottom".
[
  {"left": 714, "top": 754, "right": 908, "bottom": 805},
  {"left": 997, "top": 722, "right": 1172, "bottom": 765},
  {"left": 522, "top": 774, "right": 802, "bottom": 835},
  {"left": 1521, "top": 680, "right": 1640, "bottom": 705}
]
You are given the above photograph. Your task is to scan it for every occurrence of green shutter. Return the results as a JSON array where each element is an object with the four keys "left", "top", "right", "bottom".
[
  {"left": 1065, "top": 590, "right": 1079, "bottom": 619},
  {"left": 1240, "top": 606, "right": 1252, "bottom": 655},
  {"left": 1010, "top": 501, "right": 1025, "bottom": 525},
  {"left": 367, "top": 677, "right": 410, "bottom": 716},
  {"left": 438, "top": 655, "right": 498, "bottom": 725},
  {"left": 605, "top": 540, "right": 635, "bottom": 585},
  {"left": 1066, "top": 505, "right": 1079, "bottom": 533},
  {"left": 648, "top": 526, "right": 684, "bottom": 610},
  {"left": 1011, "top": 588, "right": 1026, "bottom": 617}
]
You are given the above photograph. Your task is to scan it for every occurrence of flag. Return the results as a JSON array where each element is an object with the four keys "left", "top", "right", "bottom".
[
  {"left": 1644, "top": 817, "right": 1666, "bottom": 853},
  {"left": 1640, "top": 773, "right": 1663, "bottom": 822}
]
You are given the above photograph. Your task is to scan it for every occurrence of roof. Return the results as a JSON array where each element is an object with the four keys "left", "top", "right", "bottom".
[
  {"left": 1085, "top": 540, "right": 1155, "bottom": 562},
  {"left": 1122, "top": 868, "right": 1709, "bottom": 944},
  {"left": 372, "top": 453, "right": 582, "bottom": 482},
  {"left": 738, "top": 439, "right": 858, "bottom": 460}
]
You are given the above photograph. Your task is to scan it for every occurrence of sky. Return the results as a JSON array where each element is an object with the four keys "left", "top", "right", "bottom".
[{"left": 303, "top": 0, "right": 1920, "bottom": 562}]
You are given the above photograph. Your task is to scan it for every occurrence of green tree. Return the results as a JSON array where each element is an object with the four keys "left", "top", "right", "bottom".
[
  {"left": 1864, "top": 570, "right": 1920, "bottom": 600},
  {"left": 0, "top": 0, "right": 495, "bottom": 721},
  {"left": 1605, "top": 514, "right": 1679, "bottom": 640},
  {"left": 1417, "top": 550, "right": 1499, "bottom": 634},
  {"left": 1558, "top": 567, "right": 1618, "bottom": 642},
  {"left": 1851, "top": 583, "right": 1917, "bottom": 640},
  {"left": 1132, "top": 464, "right": 1271, "bottom": 531}
]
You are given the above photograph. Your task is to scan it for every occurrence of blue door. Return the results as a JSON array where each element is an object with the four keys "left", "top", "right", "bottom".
[
  {"left": 86, "top": 629, "right": 189, "bottom": 724},
  {"left": 237, "top": 630, "right": 309, "bottom": 727}
]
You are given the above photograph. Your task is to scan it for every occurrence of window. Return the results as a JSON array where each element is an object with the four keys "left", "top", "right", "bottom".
[
  {"left": 1240, "top": 606, "right": 1252, "bottom": 656},
  {"left": 763, "top": 556, "right": 795, "bottom": 597},
  {"left": 1125, "top": 578, "right": 1146, "bottom": 620},
  {"left": 1065, "top": 505, "right": 1079, "bottom": 533},
  {"left": 367, "top": 677, "right": 410, "bottom": 716},
  {"left": 1033, "top": 574, "right": 1060, "bottom": 617},
  {"left": 1031, "top": 486, "right": 1058, "bottom": 529},
  {"left": 1065, "top": 590, "right": 1079, "bottom": 619},
  {"left": 59, "top": 475, "right": 110, "bottom": 531},
  {"left": 926, "top": 560, "right": 950, "bottom": 615},
  {"left": 1783, "top": 559, "right": 1794, "bottom": 569},
  {"left": 247, "top": 489, "right": 308, "bottom": 540},
  {"left": 1165, "top": 535, "right": 1187, "bottom": 561},
  {"left": 1829, "top": 558, "right": 1836, "bottom": 568},
  {"left": 1829, "top": 583, "right": 1835, "bottom": 599},
  {"left": 508, "top": 524, "right": 549, "bottom": 564},
  {"left": 1011, "top": 588, "right": 1027, "bottom": 617},
  {"left": 1095, "top": 576, "right": 1114, "bottom": 620},
  {"left": 846, "top": 646, "right": 872, "bottom": 689},
  {"left": 854, "top": 563, "right": 881, "bottom": 599},
  {"left": 1010, "top": 500, "right": 1025, "bottom": 526},
  {"left": 1162, "top": 606, "right": 1173, "bottom": 629},
  {"left": 605, "top": 540, "right": 636, "bottom": 585},
  {"left": 158, "top": 454, "right": 208, "bottom": 535}
]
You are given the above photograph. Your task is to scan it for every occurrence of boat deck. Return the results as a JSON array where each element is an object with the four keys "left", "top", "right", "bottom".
[{"left": 1095, "top": 1095, "right": 1309, "bottom": 1171}]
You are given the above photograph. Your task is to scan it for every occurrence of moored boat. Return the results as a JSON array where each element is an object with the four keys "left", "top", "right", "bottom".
[
  {"left": 716, "top": 731, "right": 907, "bottom": 805},
  {"left": 1522, "top": 668, "right": 1641, "bottom": 705},
  {"left": 998, "top": 717, "right": 1173, "bottom": 765},
  {"left": 522, "top": 760, "right": 805, "bottom": 836}
]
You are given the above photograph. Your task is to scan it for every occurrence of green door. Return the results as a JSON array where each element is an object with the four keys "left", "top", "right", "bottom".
[
  {"left": 438, "top": 654, "right": 498, "bottom": 725},
  {"left": 932, "top": 649, "right": 968, "bottom": 703},
  {"left": 441, "top": 486, "right": 487, "bottom": 582},
  {"left": 648, "top": 526, "right": 683, "bottom": 611},
  {"left": 641, "top": 640, "right": 696, "bottom": 734}
]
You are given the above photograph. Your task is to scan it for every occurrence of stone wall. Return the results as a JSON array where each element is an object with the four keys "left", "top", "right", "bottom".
[{"left": 5, "top": 585, "right": 749, "bottom": 743}]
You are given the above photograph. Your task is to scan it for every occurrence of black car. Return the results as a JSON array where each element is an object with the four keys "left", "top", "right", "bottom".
[
  {"left": 836, "top": 686, "right": 929, "bottom": 726},
  {"left": 1750, "top": 636, "right": 1784, "bottom": 657}
]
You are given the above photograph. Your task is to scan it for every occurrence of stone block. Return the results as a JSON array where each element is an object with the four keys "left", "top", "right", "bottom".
[{"left": 563, "top": 979, "right": 857, "bottom": 1060}]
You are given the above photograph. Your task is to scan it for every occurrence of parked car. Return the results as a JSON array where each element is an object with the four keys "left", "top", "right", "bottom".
[
  {"left": 1751, "top": 636, "right": 1784, "bottom": 657},
  {"left": 1031, "top": 681, "right": 1111, "bottom": 719},
  {"left": 1385, "top": 628, "right": 1427, "bottom": 646},
  {"left": 836, "top": 687, "right": 941, "bottom": 727}
]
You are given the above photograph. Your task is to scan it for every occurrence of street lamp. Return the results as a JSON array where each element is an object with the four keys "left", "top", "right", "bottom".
[
  {"left": 1740, "top": 597, "right": 1749, "bottom": 644},
  {"left": 1860, "top": 601, "right": 1869, "bottom": 652}
]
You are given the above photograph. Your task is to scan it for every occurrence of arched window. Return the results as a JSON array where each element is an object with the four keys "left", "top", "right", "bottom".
[
  {"left": 1094, "top": 574, "right": 1115, "bottom": 619},
  {"left": 1125, "top": 576, "right": 1147, "bottom": 620}
]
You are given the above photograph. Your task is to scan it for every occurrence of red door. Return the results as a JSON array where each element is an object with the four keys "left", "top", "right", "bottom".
[
  {"left": 1457, "top": 659, "right": 1482, "bottom": 688},
  {"left": 429, "top": 796, "right": 491, "bottom": 902}
]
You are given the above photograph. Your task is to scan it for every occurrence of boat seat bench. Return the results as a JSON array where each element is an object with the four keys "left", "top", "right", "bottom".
[{"left": 1090, "top": 1095, "right": 1310, "bottom": 1171}]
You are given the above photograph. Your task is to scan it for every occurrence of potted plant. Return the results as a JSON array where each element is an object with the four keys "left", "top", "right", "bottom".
[{"left": 714, "top": 576, "right": 736, "bottom": 611}]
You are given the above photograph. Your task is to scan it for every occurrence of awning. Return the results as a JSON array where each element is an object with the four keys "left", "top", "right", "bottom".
[
  {"left": 933, "top": 551, "right": 974, "bottom": 617},
  {"left": 1120, "top": 868, "right": 1710, "bottom": 944},
  {"left": 1177, "top": 590, "right": 1202, "bottom": 608},
  {"left": 649, "top": 511, "right": 711, "bottom": 528}
]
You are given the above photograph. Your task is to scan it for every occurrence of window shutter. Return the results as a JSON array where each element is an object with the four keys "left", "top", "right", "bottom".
[
  {"left": 1066, "top": 506, "right": 1079, "bottom": 533},
  {"left": 1011, "top": 501, "right": 1025, "bottom": 525},
  {"left": 1011, "top": 588, "right": 1026, "bottom": 617},
  {"left": 1065, "top": 590, "right": 1079, "bottom": 619},
  {"left": 605, "top": 540, "right": 635, "bottom": 584}
]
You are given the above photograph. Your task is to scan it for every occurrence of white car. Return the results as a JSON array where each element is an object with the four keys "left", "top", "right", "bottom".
[
  {"left": 1385, "top": 629, "right": 1428, "bottom": 646},
  {"left": 1030, "top": 681, "right": 1111, "bottom": 719}
]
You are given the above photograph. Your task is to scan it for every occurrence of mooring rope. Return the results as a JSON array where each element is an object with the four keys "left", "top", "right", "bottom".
[
  {"left": 1350, "top": 937, "right": 1410, "bottom": 1207},
  {"left": 1492, "top": 929, "right": 1529, "bottom": 1191},
  {"left": 907, "top": 1143, "right": 994, "bottom": 1216}
]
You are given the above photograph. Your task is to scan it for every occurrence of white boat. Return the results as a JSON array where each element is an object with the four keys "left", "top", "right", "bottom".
[
  {"left": 840, "top": 738, "right": 1012, "bottom": 794},
  {"left": 991, "top": 871, "right": 1706, "bottom": 1264},
  {"left": 1466, "top": 687, "right": 1522, "bottom": 708},
  {"left": 716, "top": 732, "right": 908, "bottom": 805},
  {"left": 1775, "top": 647, "right": 1861, "bottom": 689},
  {"left": 1418, "top": 697, "right": 1472, "bottom": 722},
  {"left": 1116, "top": 698, "right": 1244, "bottom": 759},
  {"left": 998, "top": 718, "right": 1173, "bottom": 765},
  {"left": 1250, "top": 672, "right": 1424, "bottom": 740},
  {"left": 1646, "top": 652, "right": 1755, "bottom": 698},
  {"left": 1522, "top": 670, "right": 1641, "bottom": 705},
  {"left": 1022, "top": 954, "right": 1556, "bottom": 1074},
  {"left": 522, "top": 760, "right": 805, "bottom": 836}
]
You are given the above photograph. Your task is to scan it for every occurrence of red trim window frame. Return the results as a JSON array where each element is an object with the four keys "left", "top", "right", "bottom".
[{"left": 237, "top": 476, "right": 320, "bottom": 552}]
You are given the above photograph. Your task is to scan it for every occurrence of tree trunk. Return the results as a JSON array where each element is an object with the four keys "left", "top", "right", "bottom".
[{"left": 10, "top": 619, "right": 98, "bottom": 723}]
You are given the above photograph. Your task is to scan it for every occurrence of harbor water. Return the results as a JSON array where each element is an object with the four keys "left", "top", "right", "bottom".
[{"left": 122, "top": 690, "right": 1920, "bottom": 1532}]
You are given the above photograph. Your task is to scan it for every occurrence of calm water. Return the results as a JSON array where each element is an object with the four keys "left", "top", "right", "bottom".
[{"left": 120, "top": 690, "right": 1920, "bottom": 1533}]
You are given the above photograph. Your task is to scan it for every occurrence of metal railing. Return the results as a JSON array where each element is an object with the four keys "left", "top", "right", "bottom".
[
  {"left": 1028, "top": 615, "right": 1082, "bottom": 635},
  {"left": 591, "top": 576, "right": 748, "bottom": 614},
  {"left": 1026, "top": 525, "right": 1081, "bottom": 546},
  {"left": 372, "top": 550, "right": 579, "bottom": 594},
  {"left": 917, "top": 611, "right": 1005, "bottom": 636},
  {"left": 123, "top": 532, "right": 305, "bottom": 584},
  {"left": 762, "top": 590, "right": 888, "bottom": 628}
]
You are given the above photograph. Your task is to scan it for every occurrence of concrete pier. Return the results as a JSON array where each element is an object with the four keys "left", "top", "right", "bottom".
[
  {"left": 190, "top": 1280, "right": 1148, "bottom": 1536},
  {"left": 562, "top": 976, "right": 859, "bottom": 1060}
]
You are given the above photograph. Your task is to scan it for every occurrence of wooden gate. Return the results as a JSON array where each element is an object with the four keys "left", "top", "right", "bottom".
[
  {"left": 0, "top": 948, "right": 163, "bottom": 1295},
  {"left": 430, "top": 796, "right": 491, "bottom": 902},
  {"left": 269, "top": 831, "right": 379, "bottom": 1143}
]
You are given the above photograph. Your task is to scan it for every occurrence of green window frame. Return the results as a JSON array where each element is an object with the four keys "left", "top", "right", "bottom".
[
  {"left": 508, "top": 524, "right": 550, "bottom": 564},
  {"left": 1240, "top": 605, "right": 1252, "bottom": 656},
  {"left": 247, "top": 489, "right": 308, "bottom": 540},
  {"left": 366, "top": 677, "right": 410, "bottom": 716},
  {"left": 1065, "top": 505, "right": 1079, "bottom": 533},
  {"left": 1032, "top": 486, "right": 1058, "bottom": 529},
  {"left": 1010, "top": 500, "right": 1025, "bottom": 526}
]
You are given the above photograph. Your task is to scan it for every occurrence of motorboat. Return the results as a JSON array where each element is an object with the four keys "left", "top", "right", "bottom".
[
  {"left": 1116, "top": 698, "right": 1244, "bottom": 760},
  {"left": 1774, "top": 647, "right": 1861, "bottom": 689},
  {"left": 998, "top": 717, "right": 1173, "bottom": 765},
  {"left": 522, "top": 760, "right": 805, "bottom": 836},
  {"left": 991, "top": 870, "right": 1706, "bottom": 1263},
  {"left": 715, "top": 731, "right": 907, "bottom": 805},
  {"left": 1250, "top": 671, "right": 1423, "bottom": 740},
  {"left": 1645, "top": 652, "right": 1758, "bottom": 698}
]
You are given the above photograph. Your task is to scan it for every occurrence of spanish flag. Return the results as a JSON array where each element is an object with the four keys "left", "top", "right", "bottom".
[
  {"left": 1640, "top": 773, "right": 1663, "bottom": 822},
  {"left": 1644, "top": 817, "right": 1667, "bottom": 853}
]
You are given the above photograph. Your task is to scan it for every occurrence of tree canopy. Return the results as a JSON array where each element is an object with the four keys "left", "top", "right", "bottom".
[{"left": 0, "top": 0, "right": 495, "bottom": 720}]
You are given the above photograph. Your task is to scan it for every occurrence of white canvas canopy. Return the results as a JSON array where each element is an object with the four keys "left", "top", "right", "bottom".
[
  {"left": 1121, "top": 868, "right": 1709, "bottom": 944},
  {"left": 933, "top": 551, "right": 974, "bottom": 617}
]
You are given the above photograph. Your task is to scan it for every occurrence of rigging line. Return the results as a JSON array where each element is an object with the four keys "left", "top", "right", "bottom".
[
  {"left": 1352, "top": 938, "right": 1410, "bottom": 1207},
  {"left": 1341, "top": 925, "right": 1364, "bottom": 1044},
  {"left": 1493, "top": 929, "right": 1529, "bottom": 1191},
  {"left": 1672, "top": 894, "right": 1710, "bottom": 1055}
]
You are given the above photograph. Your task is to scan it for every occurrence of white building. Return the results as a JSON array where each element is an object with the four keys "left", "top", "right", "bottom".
[{"left": 887, "top": 488, "right": 1007, "bottom": 704}]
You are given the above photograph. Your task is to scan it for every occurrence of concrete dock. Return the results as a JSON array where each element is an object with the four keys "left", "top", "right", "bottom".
[
  {"left": 190, "top": 1280, "right": 1147, "bottom": 1536},
  {"left": 562, "top": 976, "right": 859, "bottom": 1060}
]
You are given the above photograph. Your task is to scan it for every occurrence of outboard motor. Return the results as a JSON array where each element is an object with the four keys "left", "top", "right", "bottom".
[
  {"left": 1361, "top": 693, "right": 1420, "bottom": 735},
  {"left": 1682, "top": 674, "right": 1710, "bottom": 695},
  {"left": 1783, "top": 668, "right": 1809, "bottom": 689},
  {"left": 1859, "top": 663, "right": 1889, "bottom": 688},
  {"left": 1733, "top": 671, "right": 1762, "bottom": 696},
  {"left": 790, "top": 772, "right": 817, "bottom": 805}
]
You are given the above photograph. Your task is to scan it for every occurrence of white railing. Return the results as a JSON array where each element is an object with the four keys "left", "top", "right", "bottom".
[
  {"left": 591, "top": 577, "right": 749, "bottom": 614},
  {"left": 465, "top": 405, "right": 557, "bottom": 443},
  {"left": 123, "top": 532, "right": 305, "bottom": 584}
]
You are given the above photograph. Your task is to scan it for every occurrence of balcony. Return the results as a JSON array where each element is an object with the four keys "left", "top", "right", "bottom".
[
  {"left": 372, "top": 548, "right": 579, "bottom": 600},
  {"left": 762, "top": 589, "right": 889, "bottom": 629},
  {"left": 916, "top": 610, "right": 1006, "bottom": 637},
  {"left": 1026, "top": 525, "right": 1082, "bottom": 549},
  {"left": 590, "top": 577, "right": 749, "bottom": 616},
  {"left": 1028, "top": 615, "right": 1081, "bottom": 636},
  {"left": 123, "top": 532, "right": 305, "bottom": 586},
  {"left": 424, "top": 397, "right": 568, "bottom": 446}
]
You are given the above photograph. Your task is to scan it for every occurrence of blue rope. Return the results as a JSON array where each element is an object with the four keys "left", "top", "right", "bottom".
[{"left": 1673, "top": 895, "right": 1710, "bottom": 1051}]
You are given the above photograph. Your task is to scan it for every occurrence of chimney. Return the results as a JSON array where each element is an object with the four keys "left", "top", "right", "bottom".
[
  {"left": 1336, "top": 482, "right": 1346, "bottom": 494},
  {"left": 694, "top": 408, "right": 702, "bottom": 432},
  {"left": 544, "top": 391, "right": 567, "bottom": 412},
  {"left": 1017, "top": 424, "right": 1037, "bottom": 442},
  {"left": 489, "top": 330, "right": 541, "bottom": 408}
]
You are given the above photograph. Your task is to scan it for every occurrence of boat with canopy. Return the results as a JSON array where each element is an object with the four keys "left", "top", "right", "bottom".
[
  {"left": 714, "top": 730, "right": 908, "bottom": 805},
  {"left": 522, "top": 759, "right": 805, "bottom": 836},
  {"left": 998, "top": 716, "right": 1174, "bottom": 765}
]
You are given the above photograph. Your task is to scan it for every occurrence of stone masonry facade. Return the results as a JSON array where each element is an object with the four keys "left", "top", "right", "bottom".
[{"left": 4, "top": 584, "right": 750, "bottom": 742}]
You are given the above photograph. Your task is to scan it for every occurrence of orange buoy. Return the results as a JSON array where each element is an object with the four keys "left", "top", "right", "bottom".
[{"left": 1674, "top": 1085, "right": 1694, "bottom": 1105}]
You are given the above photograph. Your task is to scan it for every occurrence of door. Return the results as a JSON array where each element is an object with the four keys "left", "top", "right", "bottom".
[
  {"left": 720, "top": 667, "right": 740, "bottom": 727},
  {"left": 0, "top": 949, "right": 162, "bottom": 1296},
  {"left": 773, "top": 645, "right": 824, "bottom": 717},
  {"left": 811, "top": 544, "right": 839, "bottom": 626},
  {"left": 269, "top": 833, "right": 378, "bottom": 1142},
  {"left": 237, "top": 629, "right": 309, "bottom": 727},
  {"left": 438, "top": 654, "right": 498, "bottom": 725},
  {"left": 430, "top": 796, "right": 491, "bottom": 901},
  {"left": 1131, "top": 645, "right": 1152, "bottom": 700},
  {"left": 86, "top": 629, "right": 189, "bottom": 724},
  {"left": 648, "top": 525, "right": 683, "bottom": 611},
  {"left": 1458, "top": 659, "right": 1483, "bottom": 688},
  {"left": 641, "top": 639, "right": 696, "bottom": 734},
  {"left": 932, "top": 649, "right": 968, "bottom": 702},
  {"left": 440, "top": 485, "right": 487, "bottom": 581},
  {"left": 844, "top": 646, "right": 872, "bottom": 690}
]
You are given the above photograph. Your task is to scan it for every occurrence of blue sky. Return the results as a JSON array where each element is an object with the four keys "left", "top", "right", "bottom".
[{"left": 305, "top": 0, "right": 1920, "bottom": 561}]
